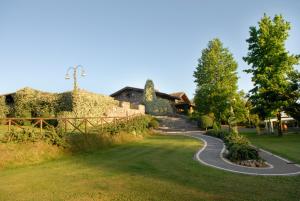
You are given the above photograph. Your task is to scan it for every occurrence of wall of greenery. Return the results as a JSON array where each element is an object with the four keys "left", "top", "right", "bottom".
[
  {"left": 3, "top": 87, "right": 118, "bottom": 118},
  {"left": 0, "top": 96, "right": 8, "bottom": 118}
]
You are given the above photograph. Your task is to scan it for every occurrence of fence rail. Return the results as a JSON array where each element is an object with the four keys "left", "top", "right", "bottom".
[{"left": 0, "top": 114, "right": 141, "bottom": 135}]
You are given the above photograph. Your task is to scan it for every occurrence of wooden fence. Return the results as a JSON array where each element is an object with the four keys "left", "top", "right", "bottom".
[{"left": 0, "top": 114, "right": 141, "bottom": 135}]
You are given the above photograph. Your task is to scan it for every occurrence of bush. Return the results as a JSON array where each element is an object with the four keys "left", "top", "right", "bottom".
[
  {"left": 1, "top": 128, "right": 39, "bottom": 143},
  {"left": 100, "top": 115, "right": 153, "bottom": 135},
  {"left": 227, "top": 144, "right": 259, "bottom": 162},
  {"left": 1, "top": 126, "right": 66, "bottom": 147},
  {"left": 199, "top": 115, "right": 214, "bottom": 130},
  {"left": 148, "top": 117, "right": 159, "bottom": 129},
  {"left": 206, "top": 129, "right": 230, "bottom": 140},
  {"left": 205, "top": 130, "right": 260, "bottom": 162}
]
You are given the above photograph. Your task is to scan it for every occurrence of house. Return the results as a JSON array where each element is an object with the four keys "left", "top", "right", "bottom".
[
  {"left": 170, "top": 92, "right": 195, "bottom": 114},
  {"left": 110, "top": 87, "right": 194, "bottom": 114},
  {"left": 110, "top": 86, "right": 179, "bottom": 105}
]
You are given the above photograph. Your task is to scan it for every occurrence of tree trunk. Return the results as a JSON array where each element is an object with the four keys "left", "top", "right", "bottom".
[{"left": 277, "top": 112, "right": 282, "bottom": 136}]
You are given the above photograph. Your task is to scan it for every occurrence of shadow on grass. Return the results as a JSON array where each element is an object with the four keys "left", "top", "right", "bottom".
[{"left": 57, "top": 134, "right": 300, "bottom": 201}]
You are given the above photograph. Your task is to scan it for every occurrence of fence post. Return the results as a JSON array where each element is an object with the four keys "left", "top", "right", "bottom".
[
  {"left": 64, "top": 119, "right": 67, "bottom": 133},
  {"left": 40, "top": 119, "right": 43, "bottom": 135},
  {"left": 84, "top": 118, "right": 87, "bottom": 134},
  {"left": 8, "top": 119, "right": 11, "bottom": 133}
]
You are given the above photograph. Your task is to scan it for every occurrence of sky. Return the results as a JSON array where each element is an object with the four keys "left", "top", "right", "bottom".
[{"left": 0, "top": 0, "right": 299, "bottom": 98}]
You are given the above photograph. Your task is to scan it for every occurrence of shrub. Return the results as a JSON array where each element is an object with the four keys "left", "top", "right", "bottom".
[
  {"left": 199, "top": 115, "right": 214, "bottom": 130},
  {"left": 99, "top": 115, "right": 153, "bottom": 135},
  {"left": 1, "top": 128, "right": 39, "bottom": 143},
  {"left": 227, "top": 144, "right": 259, "bottom": 162},
  {"left": 148, "top": 117, "right": 159, "bottom": 129},
  {"left": 206, "top": 129, "right": 259, "bottom": 162},
  {"left": 206, "top": 129, "right": 230, "bottom": 140},
  {"left": 1, "top": 126, "right": 66, "bottom": 147}
]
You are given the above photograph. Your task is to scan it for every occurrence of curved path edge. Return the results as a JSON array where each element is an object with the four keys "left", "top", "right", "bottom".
[{"left": 164, "top": 131, "right": 300, "bottom": 176}]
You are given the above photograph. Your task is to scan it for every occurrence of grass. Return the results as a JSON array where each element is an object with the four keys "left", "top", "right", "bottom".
[
  {"left": 242, "top": 132, "right": 300, "bottom": 164},
  {"left": 0, "top": 134, "right": 300, "bottom": 201}
]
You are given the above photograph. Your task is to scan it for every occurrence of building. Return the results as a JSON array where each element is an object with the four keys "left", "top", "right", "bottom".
[
  {"left": 170, "top": 92, "right": 195, "bottom": 114},
  {"left": 110, "top": 86, "right": 179, "bottom": 105},
  {"left": 111, "top": 87, "right": 194, "bottom": 114}
]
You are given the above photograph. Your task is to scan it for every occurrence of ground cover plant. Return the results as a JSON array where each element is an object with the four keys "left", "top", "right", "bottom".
[{"left": 0, "top": 135, "right": 299, "bottom": 201}]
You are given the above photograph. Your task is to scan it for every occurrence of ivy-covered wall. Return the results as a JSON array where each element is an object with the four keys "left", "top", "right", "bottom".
[
  {"left": 1, "top": 88, "right": 142, "bottom": 118},
  {"left": 71, "top": 89, "right": 119, "bottom": 117},
  {"left": 0, "top": 96, "right": 8, "bottom": 118}
]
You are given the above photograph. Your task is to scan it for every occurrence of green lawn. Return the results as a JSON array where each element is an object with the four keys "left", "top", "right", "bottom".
[
  {"left": 0, "top": 135, "right": 300, "bottom": 201},
  {"left": 243, "top": 132, "right": 300, "bottom": 164}
]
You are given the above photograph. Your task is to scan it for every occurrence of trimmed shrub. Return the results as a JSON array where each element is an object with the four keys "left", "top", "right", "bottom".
[
  {"left": 227, "top": 144, "right": 259, "bottom": 162},
  {"left": 199, "top": 115, "right": 214, "bottom": 130},
  {"left": 206, "top": 130, "right": 259, "bottom": 162}
]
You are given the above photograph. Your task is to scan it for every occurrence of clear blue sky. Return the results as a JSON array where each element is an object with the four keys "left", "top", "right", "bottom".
[{"left": 0, "top": 0, "right": 299, "bottom": 98}]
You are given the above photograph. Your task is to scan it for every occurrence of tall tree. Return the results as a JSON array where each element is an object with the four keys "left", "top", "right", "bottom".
[
  {"left": 194, "top": 38, "right": 239, "bottom": 129},
  {"left": 243, "top": 14, "right": 300, "bottom": 136}
]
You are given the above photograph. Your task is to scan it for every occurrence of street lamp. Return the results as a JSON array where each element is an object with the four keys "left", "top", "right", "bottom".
[{"left": 65, "top": 65, "right": 86, "bottom": 91}]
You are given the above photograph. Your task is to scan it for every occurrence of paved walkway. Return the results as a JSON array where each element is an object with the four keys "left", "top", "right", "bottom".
[
  {"left": 188, "top": 131, "right": 300, "bottom": 176},
  {"left": 156, "top": 116, "right": 300, "bottom": 176}
]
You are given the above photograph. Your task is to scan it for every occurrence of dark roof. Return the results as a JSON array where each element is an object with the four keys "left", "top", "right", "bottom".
[
  {"left": 170, "top": 92, "right": 191, "bottom": 104},
  {"left": 110, "top": 86, "right": 180, "bottom": 101}
]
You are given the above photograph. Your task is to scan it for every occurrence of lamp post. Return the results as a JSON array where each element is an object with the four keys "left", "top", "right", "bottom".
[{"left": 65, "top": 65, "right": 86, "bottom": 91}]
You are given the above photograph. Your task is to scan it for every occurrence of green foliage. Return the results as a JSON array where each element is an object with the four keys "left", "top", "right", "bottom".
[
  {"left": 144, "top": 99, "right": 173, "bottom": 115},
  {"left": 13, "top": 88, "right": 57, "bottom": 118},
  {"left": 143, "top": 79, "right": 157, "bottom": 103},
  {"left": 206, "top": 129, "right": 230, "bottom": 140},
  {"left": 71, "top": 89, "right": 118, "bottom": 117},
  {"left": 103, "top": 115, "right": 153, "bottom": 135},
  {"left": 227, "top": 143, "right": 259, "bottom": 162},
  {"left": 206, "top": 130, "right": 259, "bottom": 161},
  {"left": 194, "top": 38, "right": 239, "bottom": 127},
  {"left": 284, "top": 71, "right": 300, "bottom": 121},
  {"left": 243, "top": 14, "right": 300, "bottom": 124},
  {"left": 143, "top": 80, "right": 173, "bottom": 115},
  {"left": 148, "top": 117, "right": 159, "bottom": 129},
  {"left": 1, "top": 128, "right": 39, "bottom": 143},
  {"left": 0, "top": 96, "right": 8, "bottom": 118},
  {"left": 43, "top": 126, "right": 67, "bottom": 147},
  {"left": 1, "top": 126, "right": 66, "bottom": 147},
  {"left": 199, "top": 114, "right": 214, "bottom": 129},
  {"left": 7, "top": 88, "right": 118, "bottom": 119}
]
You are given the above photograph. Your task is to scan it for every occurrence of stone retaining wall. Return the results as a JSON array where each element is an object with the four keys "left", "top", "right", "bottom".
[{"left": 106, "top": 101, "right": 145, "bottom": 117}]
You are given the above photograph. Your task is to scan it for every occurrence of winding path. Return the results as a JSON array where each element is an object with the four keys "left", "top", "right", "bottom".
[
  {"left": 188, "top": 131, "right": 300, "bottom": 176},
  {"left": 157, "top": 116, "right": 300, "bottom": 176}
]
